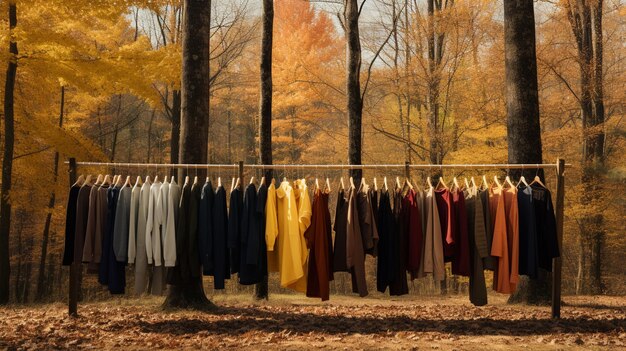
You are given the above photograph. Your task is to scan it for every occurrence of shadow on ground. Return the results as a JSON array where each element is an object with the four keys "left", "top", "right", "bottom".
[{"left": 119, "top": 305, "right": 625, "bottom": 337}]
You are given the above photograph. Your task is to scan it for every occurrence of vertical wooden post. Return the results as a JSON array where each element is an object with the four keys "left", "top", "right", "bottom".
[
  {"left": 552, "top": 158, "right": 565, "bottom": 318},
  {"left": 68, "top": 158, "right": 79, "bottom": 317},
  {"left": 238, "top": 161, "right": 244, "bottom": 185}
]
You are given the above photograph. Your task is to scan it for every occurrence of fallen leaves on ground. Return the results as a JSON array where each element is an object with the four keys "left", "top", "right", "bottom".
[{"left": 0, "top": 295, "right": 624, "bottom": 350}]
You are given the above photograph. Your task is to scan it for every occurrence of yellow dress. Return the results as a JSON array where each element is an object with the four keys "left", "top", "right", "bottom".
[
  {"left": 266, "top": 181, "right": 279, "bottom": 273},
  {"left": 274, "top": 179, "right": 311, "bottom": 292}
]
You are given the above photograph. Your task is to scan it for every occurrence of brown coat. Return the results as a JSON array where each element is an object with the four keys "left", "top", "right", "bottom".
[
  {"left": 304, "top": 189, "right": 334, "bottom": 301},
  {"left": 419, "top": 187, "right": 445, "bottom": 281},
  {"left": 357, "top": 184, "right": 379, "bottom": 257},
  {"left": 489, "top": 186, "right": 512, "bottom": 294},
  {"left": 83, "top": 185, "right": 108, "bottom": 271}
]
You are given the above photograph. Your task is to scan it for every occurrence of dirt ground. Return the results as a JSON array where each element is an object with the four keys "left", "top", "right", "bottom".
[{"left": 0, "top": 294, "right": 624, "bottom": 350}]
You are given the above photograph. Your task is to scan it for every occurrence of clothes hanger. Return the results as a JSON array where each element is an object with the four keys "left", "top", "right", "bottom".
[
  {"left": 325, "top": 177, "right": 331, "bottom": 192},
  {"left": 83, "top": 175, "right": 92, "bottom": 186},
  {"left": 504, "top": 175, "right": 515, "bottom": 188},
  {"left": 218, "top": 176, "right": 222, "bottom": 187},
  {"left": 383, "top": 176, "right": 388, "bottom": 191},
  {"left": 464, "top": 177, "right": 470, "bottom": 191},
  {"left": 453, "top": 177, "right": 460, "bottom": 191},
  {"left": 529, "top": 165, "right": 547, "bottom": 188},
  {"left": 154, "top": 175, "right": 159, "bottom": 183},
  {"left": 530, "top": 175, "right": 546, "bottom": 188},
  {"left": 102, "top": 174, "right": 112, "bottom": 186},
  {"left": 340, "top": 177, "right": 345, "bottom": 190},
  {"left": 95, "top": 174, "right": 103, "bottom": 185},
  {"left": 249, "top": 176, "right": 255, "bottom": 185},
  {"left": 235, "top": 177, "right": 240, "bottom": 189},
  {"left": 116, "top": 175, "right": 125, "bottom": 187},
  {"left": 405, "top": 177, "right": 414, "bottom": 190},
  {"left": 471, "top": 176, "right": 477, "bottom": 190},
  {"left": 481, "top": 175, "right": 488, "bottom": 190},
  {"left": 396, "top": 176, "right": 401, "bottom": 189},
  {"left": 493, "top": 175, "right": 502, "bottom": 188},
  {"left": 517, "top": 175, "right": 529, "bottom": 187},
  {"left": 231, "top": 177, "right": 235, "bottom": 192},
  {"left": 260, "top": 176, "right": 265, "bottom": 186},
  {"left": 349, "top": 176, "right": 355, "bottom": 189},
  {"left": 426, "top": 176, "right": 433, "bottom": 189},
  {"left": 436, "top": 176, "right": 448, "bottom": 190},
  {"left": 135, "top": 175, "right": 143, "bottom": 187},
  {"left": 123, "top": 175, "right": 131, "bottom": 188},
  {"left": 373, "top": 177, "right": 378, "bottom": 191},
  {"left": 145, "top": 175, "right": 151, "bottom": 184},
  {"left": 74, "top": 175, "right": 85, "bottom": 187},
  {"left": 315, "top": 178, "right": 320, "bottom": 191}
]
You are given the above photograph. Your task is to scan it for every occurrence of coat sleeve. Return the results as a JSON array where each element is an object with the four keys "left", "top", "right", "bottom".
[
  {"left": 227, "top": 190, "right": 241, "bottom": 249},
  {"left": 544, "top": 191, "right": 560, "bottom": 259},
  {"left": 164, "top": 186, "right": 178, "bottom": 267},
  {"left": 145, "top": 186, "right": 155, "bottom": 265},
  {"left": 152, "top": 186, "right": 164, "bottom": 266},
  {"left": 490, "top": 194, "right": 508, "bottom": 258},
  {"left": 265, "top": 185, "right": 278, "bottom": 251},
  {"left": 246, "top": 187, "right": 260, "bottom": 265},
  {"left": 431, "top": 192, "right": 445, "bottom": 281},
  {"left": 128, "top": 188, "right": 138, "bottom": 264},
  {"left": 113, "top": 189, "right": 130, "bottom": 262},
  {"left": 473, "top": 195, "right": 489, "bottom": 258},
  {"left": 82, "top": 187, "right": 98, "bottom": 263}
]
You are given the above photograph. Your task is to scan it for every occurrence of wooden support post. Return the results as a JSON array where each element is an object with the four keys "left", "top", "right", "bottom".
[
  {"left": 552, "top": 158, "right": 565, "bottom": 318},
  {"left": 68, "top": 158, "right": 79, "bottom": 317},
  {"left": 238, "top": 160, "right": 244, "bottom": 185}
]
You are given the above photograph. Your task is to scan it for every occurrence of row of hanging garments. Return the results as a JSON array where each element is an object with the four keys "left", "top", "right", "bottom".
[
  {"left": 362, "top": 174, "right": 560, "bottom": 306},
  {"left": 62, "top": 171, "right": 559, "bottom": 305}
]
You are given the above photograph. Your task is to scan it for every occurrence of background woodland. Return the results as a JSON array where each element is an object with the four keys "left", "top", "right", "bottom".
[{"left": 0, "top": 0, "right": 623, "bottom": 303}]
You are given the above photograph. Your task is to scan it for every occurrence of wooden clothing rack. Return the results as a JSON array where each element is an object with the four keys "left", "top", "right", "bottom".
[{"left": 65, "top": 158, "right": 567, "bottom": 318}]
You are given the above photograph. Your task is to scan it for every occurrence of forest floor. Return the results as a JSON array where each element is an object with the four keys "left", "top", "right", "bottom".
[{"left": 0, "top": 294, "right": 624, "bottom": 350}]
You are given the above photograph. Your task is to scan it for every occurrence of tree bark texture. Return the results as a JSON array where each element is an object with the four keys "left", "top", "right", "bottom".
[
  {"left": 0, "top": 2, "right": 18, "bottom": 304},
  {"left": 171, "top": 90, "right": 181, "bottom": 166},
  {"left": 345, "top": 0, "right": 363, "bottom": 181},
  {"left": 256, "top": 0, "right": 274, "bottom": 300},
  {"left": 502, "top": 0, "right": 551, "bottom": 305},
  {"left": 164, "top": 0, "right": 213, "bottom": 310}
]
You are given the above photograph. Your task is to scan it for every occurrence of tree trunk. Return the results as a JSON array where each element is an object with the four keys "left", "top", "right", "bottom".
[
  {"left": 426, "top": 0, "right": 447, "bottom": 171},
  {"left": 502, "top": 0, "right": 550, "bottom": 305},
  {"left": 0, "top": 1, "right": 18, "bottom": 305},
  {"left": 35, "top": 86, "right": 64, "bottom": 302},
  {"left": 163, "top": 0, "right": 213, "bottom": 310},
  {"left": 345, "top": 0, "right": 363, "bottom": 181},
  {"left": 588, "top": 0, "right": 605, "bottom": 294},
  {"left": 171, "top": 90, "right": 181, "bottom": 166},
  {"left": 256, "top": 0, "right": 274, "bottom": 300},
  {"left": 565, "top": 0, "right": 606, "bottom": 295},
  {"left": 147, "top": 109, "right": 156, "bottom": 163}
]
